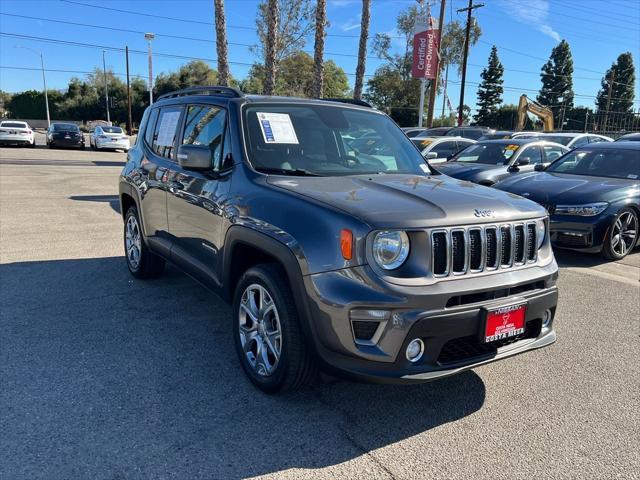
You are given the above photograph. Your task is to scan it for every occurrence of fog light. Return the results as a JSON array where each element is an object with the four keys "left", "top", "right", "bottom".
[
  {"left": 542, "top": 309, "right": 552, "bottom": 327},
  {"left": 406, "top": 338, "right": 424, "bottom": 363}
]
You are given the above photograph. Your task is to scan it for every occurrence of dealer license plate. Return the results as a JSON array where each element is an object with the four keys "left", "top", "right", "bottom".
[{"left": 483, "top": 303, "right": 526, "bottom": 343}]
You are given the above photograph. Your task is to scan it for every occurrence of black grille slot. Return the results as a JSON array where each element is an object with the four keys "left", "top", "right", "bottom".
[
  {"left": 486, "top": 228, "right": 498, "bottom": 268},
  {"left": 432, "top": 232, "right": 447, "bottom": 275},
  {"left": 469, "top": 229, "right": 482, "bottom": 270},
  {"left": 514, "top": 225, "right": 525, "bottom": 263},
  {"left": 501, "top": 226, "right": 512, "bottom": 265},
  {"left": 451, "top": 231, "right": 466, "bottom": 273},
  {"left": 352, "top": 321, "right": 379, "bottom": 341},
  {"left": 527, "top": 223, "right": 536, "bottom": 260}
]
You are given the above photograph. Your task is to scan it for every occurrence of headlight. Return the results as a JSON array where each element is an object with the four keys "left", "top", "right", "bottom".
[
  {"left": 535, "top": 219, "right": 546, "bottom": 249},
  {"left": 555, "top": 202, "right": 608, "bottom": 216},
  {"left": 372, "top": 231, "right": 410, "bottom": 270}
]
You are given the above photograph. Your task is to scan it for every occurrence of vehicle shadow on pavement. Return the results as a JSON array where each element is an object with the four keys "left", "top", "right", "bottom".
[
  {"left": 1, "top": 257, "right": 486, "bottom": 479},
  {"left": 69, "top": 194, "right": 121, "bottom": 214}
]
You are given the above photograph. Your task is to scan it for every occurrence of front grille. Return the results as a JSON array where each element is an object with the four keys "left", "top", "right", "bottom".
[{"left": 430, "top": 222, "right": 539, "bottom": 278}]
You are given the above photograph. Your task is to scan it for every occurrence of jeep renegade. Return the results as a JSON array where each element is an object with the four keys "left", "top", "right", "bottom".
[{"left": 119, "top": 86, "right": 558, "bottom": 393}]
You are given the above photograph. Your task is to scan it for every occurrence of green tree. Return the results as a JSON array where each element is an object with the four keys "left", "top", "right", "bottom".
[
  {"left": 366, "top": 5, "right": 481, "bottom": 123},
  {"left": 240, "top": 52, "right": 348, "bottom": 98},
  {"left": 474, "top": 45, "right": 504, "bottom": 125},
  {"left": 153, "top": 61, "right": 218, "bottom": 98},
  {"left": 7, "top": 89, "right": 63, "bottom": 119},
  {"left": 537, "top": 39, "right": 574, "bottom": 126},
  {"left": 0, "top": 91, "right": 12, "bottom": 117},
  {"left": 595, "top": 52, "right": 635, "bottom": 114}
]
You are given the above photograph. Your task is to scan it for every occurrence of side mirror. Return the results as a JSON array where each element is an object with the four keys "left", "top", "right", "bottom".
[
  {"left": 517, "top": 157, "right": 531, "bottom": 166},
  {"left": 177, "top": 144, "right": 212, "bottom": 171},
  {"left": 534, "top": 164, "right": 546, "bottom": 172},
  {"left": 425, "top": 152, "right": 438, "bottom": 160}
]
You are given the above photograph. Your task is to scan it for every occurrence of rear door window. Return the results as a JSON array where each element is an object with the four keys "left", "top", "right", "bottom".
[{"left": 152, "top": 106, "right": 183, "bottom": 159}]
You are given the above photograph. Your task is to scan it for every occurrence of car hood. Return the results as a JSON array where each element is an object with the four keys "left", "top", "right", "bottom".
[
  {"left": 494, "top": 172, "right": 639, "bottom": 204},
  {"left": 267, "top": 173, "right": 546, "bottom": 229},
  {"left": 436, "top": 161, "right": 507, "bottom": 180}
]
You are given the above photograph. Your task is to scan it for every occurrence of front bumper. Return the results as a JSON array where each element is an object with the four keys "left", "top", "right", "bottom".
[
  {"left": 303, "top": 260, "right": 559, "bottom": 383},
  {"left": 549, "top": 214, "right": 611, "bottom": 252}
]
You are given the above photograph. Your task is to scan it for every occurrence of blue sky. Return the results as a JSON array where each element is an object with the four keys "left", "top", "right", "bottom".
[{"left": 1, "top": 0, "right": 639, "bottom": 115}]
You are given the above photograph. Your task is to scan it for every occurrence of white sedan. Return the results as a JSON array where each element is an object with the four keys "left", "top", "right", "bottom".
[
  {"left": 90, "top": 125, "right": 130, "bottom": 152},
  {"left": 0, "top": 120, "right": 35, "bottom": 147},
  {"left": 411, "top": 136, "right": 476, "bottom": 164}
]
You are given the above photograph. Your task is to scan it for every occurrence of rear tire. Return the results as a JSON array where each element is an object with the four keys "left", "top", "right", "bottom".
[
  {"left": 124, "top": 206, "right": 165, "bottom": 278},
  {"left": 232, "top": 264, "right": 316, "bottom": 393},
  {"left": 602, "top": 207, "right": 638, "bottom": 260}
]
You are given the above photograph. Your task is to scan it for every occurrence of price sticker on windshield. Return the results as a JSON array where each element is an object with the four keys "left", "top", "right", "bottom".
[
  {"left": 257, "top": 112, "right": 299, "bottom": 144},
  {"left": 505, "top": 144, "right": 519, "bottom": 150}
]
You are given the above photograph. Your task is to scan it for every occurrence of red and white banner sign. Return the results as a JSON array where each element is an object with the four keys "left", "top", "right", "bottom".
[{"left": 412, "top": 18, "right": 440, "bottom": 79}]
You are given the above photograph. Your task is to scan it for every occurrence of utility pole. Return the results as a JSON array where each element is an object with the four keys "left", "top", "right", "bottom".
[
  {"left": 603, "top": 69, "right": 615, "bottom": 133},
  {"left": 102, "top": 50, "right": 110, "bottom": 124},
  {"left": 126, "top": 46, "right": 132, "bottom": 136},
  {"left": 145, "top": 33, "right": 155, "bottom": 104},
  {"left": 426, "top": 0, "right": 446, "bottom": 128},
  {"left": 456, "top": 0, "right": 483, "bottom": 126},
  {"left": 15, "top": 46, "right": 50, "bottom": 126}
]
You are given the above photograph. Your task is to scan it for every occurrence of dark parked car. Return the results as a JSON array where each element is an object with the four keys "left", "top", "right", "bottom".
[
  {"left": 494, "top": 142, "right": 640, "bottom": 260},
  {"left": 478, "top": 130, "right": 514, "bottom": 141},
  {"left": 119, "top": 86, "right": 558, "bottom": 393},
  {"left": 401, "top": 127, "right": 428, "bottom": 138},
  {"left": 436, "top": 139, "right": 569, "bottom": 186},
  {"left": 445, "top": 126, "right": 492, "bottom": 140},
  {"left": 46, "top": 122, "right": 85, "bottom": 149},
  {"left": 615, "top": 132, "right": 640, "bottom": 142}
]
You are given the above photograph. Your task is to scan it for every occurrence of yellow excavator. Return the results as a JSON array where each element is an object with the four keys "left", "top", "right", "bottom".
[{"left": 516, "top": 95, "right": 554, "bottom": 132}]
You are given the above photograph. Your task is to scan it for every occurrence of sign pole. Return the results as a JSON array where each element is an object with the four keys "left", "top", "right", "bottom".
[
  {"left": 418, "top": 78, "right": 426, "bottom": 127},
  {"left": 426, "top": 0, "right": 446, "bottom": 127}
]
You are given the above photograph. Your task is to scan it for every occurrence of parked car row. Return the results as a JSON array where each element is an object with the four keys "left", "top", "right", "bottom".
[
  {"left": 0, "top": 119, "right": 129, "bottom": 151},
  {"left": 428, "top": 139, "right": 639, "bottom": 260}
]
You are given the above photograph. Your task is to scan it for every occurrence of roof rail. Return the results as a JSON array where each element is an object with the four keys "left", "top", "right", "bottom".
[
  {"left": 157, "top": 86, "right": 244, "bottom": 101},
  {"left": 322, "top": 98, "right": 373, "bottom": 108}
]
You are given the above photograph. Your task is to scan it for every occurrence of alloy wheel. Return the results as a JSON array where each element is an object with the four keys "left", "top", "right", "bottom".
[
  {"left": 610, "top": 211, "right": 638, "bottom": 257},
  {"left": 125, "top": 215, "right": 142, "bottom": 269},
  {"left": 238, "top": 284, "right": 282, "bottom": 376}
]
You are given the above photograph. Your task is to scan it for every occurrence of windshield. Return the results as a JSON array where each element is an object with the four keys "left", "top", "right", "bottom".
[
  {"left": 243, "top": 105, "right": 433, "bottom": 176},
  {"left": 543, "top": 135, "right": 573, "bottom": 146},
  {"left": 53, "top": 123, "right": 79, "bottom": 131},
  {"left": 411, "top": 138, "right": 435, "bottom": 149},
  {"left": 546, "top": 147, "right": 640, "bottom": 179},
  {"left": 102, "top": 126, "right": 123, "bottom": 134},
  {"left": 1, "top": 122, "right": 27, "bottom": 128},
  {"left": 450, "top": 143, "right": 521, "bottom": 165}
]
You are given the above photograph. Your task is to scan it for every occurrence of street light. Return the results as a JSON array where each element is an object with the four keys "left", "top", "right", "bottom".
[
  {"left": 15, "top": 45, "right": 50, "bottom": 127},
  {"left": 102, "top": 50, "right": 111, "bottom": 124},
  {"left": 144, "top": 32, "right": 155, "bottom": 105}
]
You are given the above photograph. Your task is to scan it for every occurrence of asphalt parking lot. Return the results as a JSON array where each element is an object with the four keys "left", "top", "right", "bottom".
[{"left": 1, "top": 137, "right": 638, "bottom": 480}]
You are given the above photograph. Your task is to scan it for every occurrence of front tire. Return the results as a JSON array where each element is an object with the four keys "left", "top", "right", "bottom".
[
  {"left": 233, "top": 264, "right": 315, "bottom": 393},
  {"left": 124, "top": 206, "right": 165, "bottom": 278},
  {"left": 602, "top": 207, "right": 638, "bottom": 260}
]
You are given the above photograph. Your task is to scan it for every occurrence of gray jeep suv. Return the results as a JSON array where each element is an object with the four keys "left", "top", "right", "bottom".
[{"left": 119, "top": 87, "right": 559, "bottom": 393}]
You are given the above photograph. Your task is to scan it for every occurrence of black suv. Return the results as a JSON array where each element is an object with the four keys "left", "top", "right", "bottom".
[{"left": 119, "top": 87, "right": 559, "bottom": 393}]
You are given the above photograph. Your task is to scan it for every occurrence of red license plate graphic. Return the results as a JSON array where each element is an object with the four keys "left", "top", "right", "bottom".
[{"left": 484, "top": 304, "right": 526, "bottom": 343}]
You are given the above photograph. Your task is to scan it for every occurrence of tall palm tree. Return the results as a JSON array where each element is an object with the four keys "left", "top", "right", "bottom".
[
  {"left": 354, "top": 0, "right": 370, "bottom": 100},
  {"left": 264, "top": 0, "right": 280, "bottom": 95},
  {"left": 312, "top": 0, "right": 326, "bottom": 98},
  {"left": 214, "top": 0, "right": 231, "bottom": 86}
]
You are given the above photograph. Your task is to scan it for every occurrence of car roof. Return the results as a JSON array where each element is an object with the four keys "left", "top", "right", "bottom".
[
  {"left": 476, "top": 138, "right": 536, "bottom": 145},
  {"left": 574, "top": 141, "right": 640, "bottom": 150},
  {"left": 543, "top": 132, "right": 587, "bottom": 137}
]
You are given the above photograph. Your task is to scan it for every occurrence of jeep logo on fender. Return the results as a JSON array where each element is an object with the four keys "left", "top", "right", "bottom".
[{"left": 474, "top": 208, "right": 495, "bottom": 218}]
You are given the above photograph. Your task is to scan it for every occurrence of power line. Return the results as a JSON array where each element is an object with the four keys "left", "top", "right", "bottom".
[
  {"left": 503, "top": 0, "right": 640, "bottom": 31},
  {"left": 553, "top": 0, "right": 640, "bottom": 25},
  {"left": 0, "top": 13, "right": 383, "bottom": 61},
  {"left": 0, "top": 64, "right": 146, "bottom": 79}
]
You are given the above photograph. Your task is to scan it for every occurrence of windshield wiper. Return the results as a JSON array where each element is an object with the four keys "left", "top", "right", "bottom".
[{"left": 255, "top": 167, "right": 321, "bottom": 177}]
